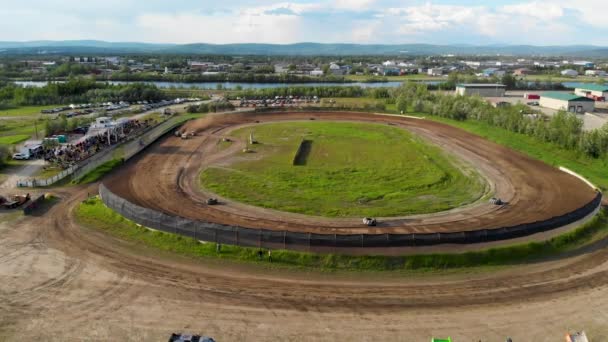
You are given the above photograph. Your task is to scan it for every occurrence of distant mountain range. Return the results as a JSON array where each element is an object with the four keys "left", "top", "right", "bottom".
[{"left": 0, "top": 40, "right": 607, "bottom": 57}]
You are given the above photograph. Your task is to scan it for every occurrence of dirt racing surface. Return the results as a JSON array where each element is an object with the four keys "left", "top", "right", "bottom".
[
  {"left": 105, "top": 111, "right": 598, "bottom": 236},
  {"left": 2, "top": 186, "right": 608, "bottom": 341}
]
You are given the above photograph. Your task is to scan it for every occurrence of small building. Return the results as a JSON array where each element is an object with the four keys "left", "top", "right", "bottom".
[
  {"left": 561, "top": 69, "right": 579, "bottom": 77},
  {"left": 573, "top": 61, "right": 595, "bottom": 68},
  {"left": 455, "top": 84, "right": 506, "bottom": 97},
  {"left": 329, "top": 63, "right": 349, "bottom": 76},
  {"left": 274, "top": 63, "right": 289, "bottom": 74},
  {"left": 310, "top": 69, "right": 324, "bottom": 77},
  {"left": 513, "top": 68, "right": 531, "bottom": 76},
  {"left": 427, "top": 68, "right": 443, "bottom": 76},
  {"left": 382, "top": 67, "right": 401, "bottom": 76},
  {"left": 574, "top": 84, "right": 608, "bottom": 100},
  {"left": 482, "top": 68, "right": 505, "bottom": 77},
  {"left": 585, "top": 69, "right": 607, "bottom": 77},
  {"left": 540, "top": 92, "right": 595, "bottom": 113}
]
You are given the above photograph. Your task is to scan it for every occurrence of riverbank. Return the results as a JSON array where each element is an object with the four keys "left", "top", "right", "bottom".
[{"left": 12, "top": 79, "right": 604, "bottom": 91}]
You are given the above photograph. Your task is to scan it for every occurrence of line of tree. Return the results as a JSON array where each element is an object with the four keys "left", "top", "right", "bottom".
[
  {"left": 100, "top": 72, "right": 353, "bottom": 84},
  {"left": 393, "top": 82, "right": 608, "bottom": 159},
  {"left": 436, "top": 73, "right": 569, "bottom": 91},
  {"left": 0, "top": 78, "right": 167, "bottom": 106},
  {"left": 44, "top": 116, "right": 92, "bottom": 136},
  {"left": 185, "top": 101, "right": 235, "bottom": 114},
  {"left": 229, "top": 86, "right": 370, "bottom": 99}
]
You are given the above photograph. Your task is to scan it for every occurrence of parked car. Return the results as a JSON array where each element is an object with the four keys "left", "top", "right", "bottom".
[
  {"left": 527, "top": 101, "right": 539, "bottom": 106},
  {"left": 12, "top": 153, "right": 30, "bottom": 160}
]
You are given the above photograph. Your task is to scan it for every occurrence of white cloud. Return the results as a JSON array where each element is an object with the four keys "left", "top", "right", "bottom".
[
  {"left": 0, "top": 0, "right": 606, "bottom": 45},
  {"left": 554, "top": 0, "right": 608, "bottom": 28},
  {"left": 333, "top": 0, "right": 377, "bottom": 11},
  {"left": 383, "top": 1, "right": 580, "bottom": 44},
  {"left": 501, "top": 1, "right": 564, "bottom": 21},
  {"left": 388, "top": 3, "right": 483, "bottom": 34},
  {"left": 135, "top": 12, "right": 305, "bottom": 44}
]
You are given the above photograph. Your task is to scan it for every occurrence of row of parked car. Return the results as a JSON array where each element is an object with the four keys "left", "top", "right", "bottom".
[
  {"left": 238, "top": 96, "right": 320, "bottom": 107},
  {"left": 141, "top": 98, "right": 202, "bottom": 112}
]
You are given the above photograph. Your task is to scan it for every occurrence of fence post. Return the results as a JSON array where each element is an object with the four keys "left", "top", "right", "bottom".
[
  {"left": 258, "top": 230, "right": 262, "bottom": 248},
  {"left": 308, "top": 233, "right": 311, "bottom": 252}
]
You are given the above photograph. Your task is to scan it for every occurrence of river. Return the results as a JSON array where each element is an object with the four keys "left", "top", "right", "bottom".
[{"left": 13, "top": 80, "right": 441, "bottom": 89}]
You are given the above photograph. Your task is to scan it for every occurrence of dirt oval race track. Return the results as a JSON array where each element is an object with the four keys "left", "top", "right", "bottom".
[
  {"left": 2, "top": 111, "right": 608, "bottom": 341},
  {"left": 105, "top": 111, "right": 598, "bottom": 245}
]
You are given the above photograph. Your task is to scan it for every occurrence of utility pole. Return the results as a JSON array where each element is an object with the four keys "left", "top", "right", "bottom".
[{"left": 34, "top": 120, "right": 39, "bottom": 139}]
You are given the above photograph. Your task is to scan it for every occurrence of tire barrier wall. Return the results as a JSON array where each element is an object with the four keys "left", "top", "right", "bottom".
[{"left": 99, "top": 184, "right": 603, "bottom": 250}]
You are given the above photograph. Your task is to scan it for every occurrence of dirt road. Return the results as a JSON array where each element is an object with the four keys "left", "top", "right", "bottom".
[
  {"left": 0, "top": 159, "right": 46, "bottom": 190},
  {"left": 1, "top": 187, "right": 608, "bottom": 341},
  {"left": 2, "top": 111, "right": 607, "bottom": 341}
]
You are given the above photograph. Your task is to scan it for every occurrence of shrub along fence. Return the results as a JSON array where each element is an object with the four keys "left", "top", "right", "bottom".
[{"left": 99, "top": 183, "right": 602, "bottom": 252}]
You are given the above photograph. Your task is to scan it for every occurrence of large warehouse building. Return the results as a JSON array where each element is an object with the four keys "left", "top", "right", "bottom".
[
  {"left": 540, "top": 92, "right": 595, "bottom": 113},
  {"left": 455, "top": 84, "right": 506, "bottom": 97},
  {"left": 574, "top": 84, "right": 608, "bottom": 101}
]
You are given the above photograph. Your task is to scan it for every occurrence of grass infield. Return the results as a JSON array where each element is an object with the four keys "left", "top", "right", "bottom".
[{"left": 200, "top": 121, "right": 487, "bottom": 218}]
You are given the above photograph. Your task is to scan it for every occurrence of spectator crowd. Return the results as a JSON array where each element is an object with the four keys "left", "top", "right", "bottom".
[{"left": 43, "top": 118, "right": 154, "bottom": 169}]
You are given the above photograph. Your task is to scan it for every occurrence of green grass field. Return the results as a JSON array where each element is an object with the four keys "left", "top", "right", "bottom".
[
  {"left": 0, "top": 134, "right": 30, "bottom": 145},
  {"left": 0, "top": 118, "right": 41, "bottom": 145},
  {"left": 200, "top": 121, "right": 486, "bottom": 217},
  {"left": 75, "top": 197, "right": 608, "bottom": 272},
  {"left": 0, "top": 105, "right": 58, "bottom": 117}
]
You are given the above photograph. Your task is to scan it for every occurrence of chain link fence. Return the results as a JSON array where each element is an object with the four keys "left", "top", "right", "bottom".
[{"left": 99, "top": 184, "right": 602, "bottom": 251}]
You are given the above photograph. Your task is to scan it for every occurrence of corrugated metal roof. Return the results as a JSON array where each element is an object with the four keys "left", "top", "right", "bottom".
[
  {"left": 541, "top": 92, "right": 594, "bottom": 102},
  {"left": 575, "top": 84, "right": 608, "bottom": 92}
]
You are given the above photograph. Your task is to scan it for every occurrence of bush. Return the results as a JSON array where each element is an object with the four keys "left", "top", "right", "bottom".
[{"left": 392, "top": 82, "right": 608, "bottom": 160}]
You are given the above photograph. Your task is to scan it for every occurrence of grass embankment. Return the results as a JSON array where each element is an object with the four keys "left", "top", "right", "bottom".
[
  {"left": 0, "top": 134, "right": 30, "bottom": 145},
  {"left": 0, "top": 105, "right": 57, "bottom": 117},
  {"left": 75, "top": 197, "right": 607, "bottom": 272},
  {"left": 0, "top": 118, "right": 42, "bottom": 148},
  {"left": 201, "top": 121, "right": 486, "bottom": 217},
  {"left": 420, "top": 116, "right": 608, "bottom": 190},
  {"left": 73, "top": 159, "right": 123, "bottom": 184}
]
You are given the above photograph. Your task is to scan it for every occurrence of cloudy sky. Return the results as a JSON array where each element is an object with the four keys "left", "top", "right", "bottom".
[{"left": 1, "top": 0, "right": 607, "bottom": 45}]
